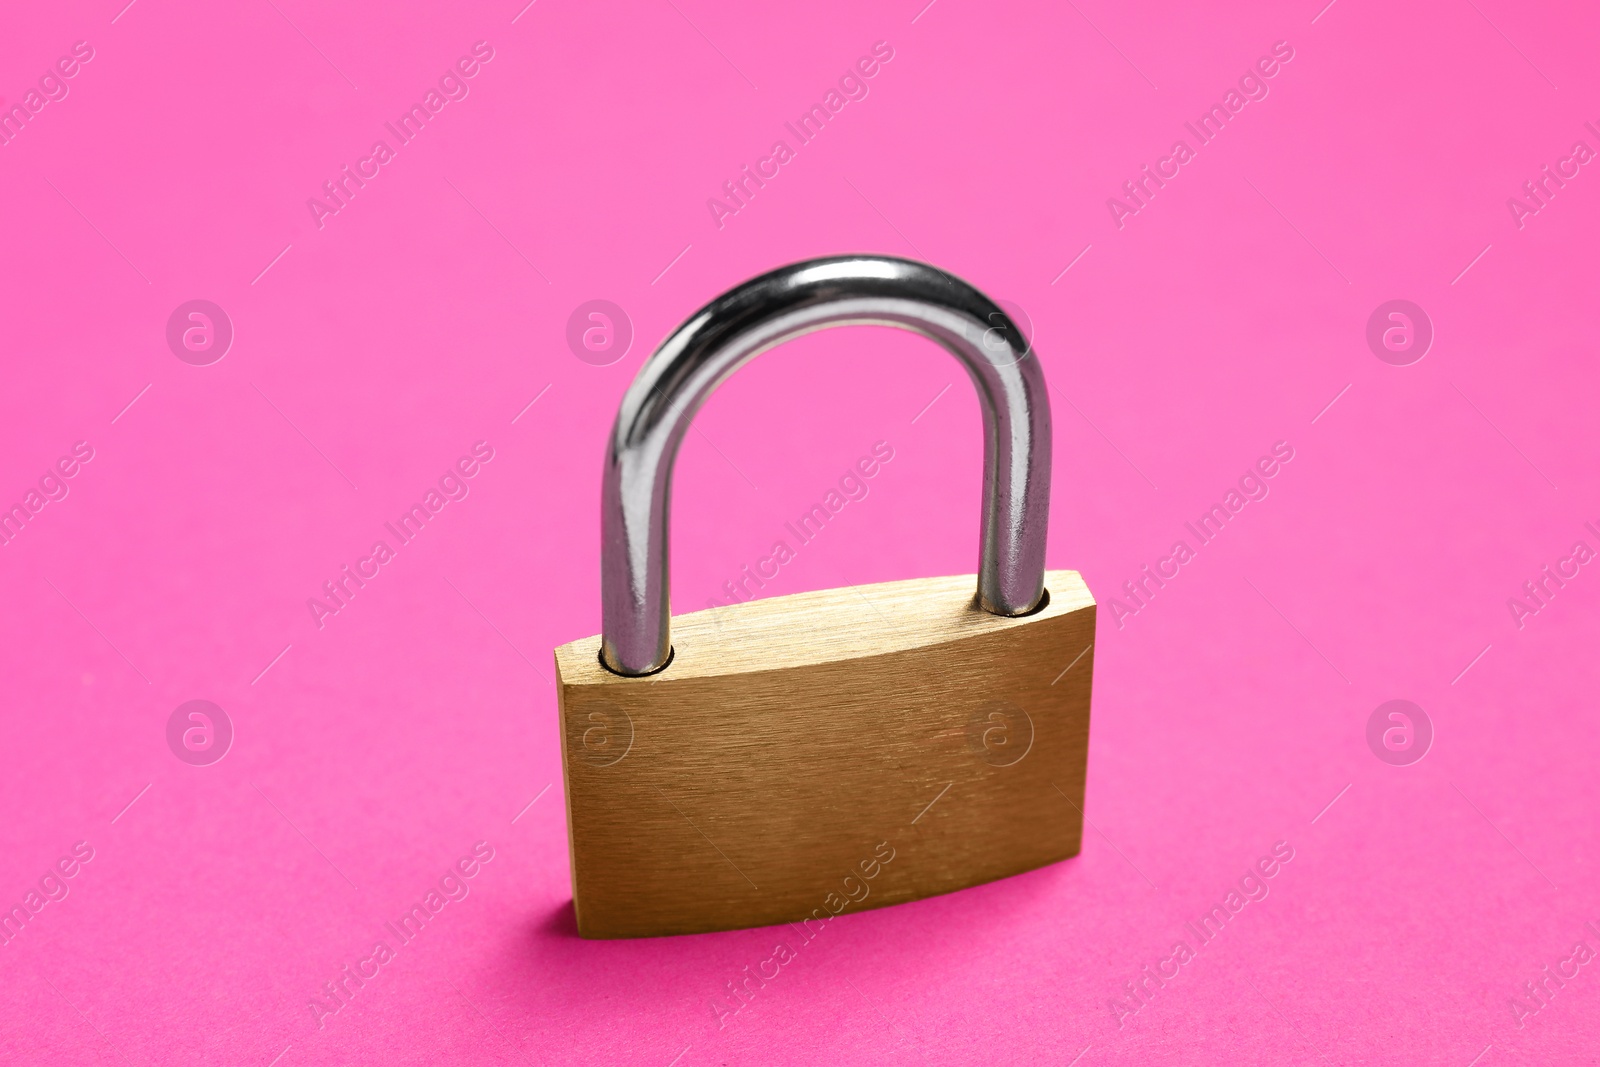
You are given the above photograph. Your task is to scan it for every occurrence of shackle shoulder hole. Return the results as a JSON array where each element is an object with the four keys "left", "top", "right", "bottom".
[
  {"left": 977, "top": 587, "right": 1051, "bottom": 619},
  {"left": 598, "top": 645, "right": 675, "bottom": 678}
]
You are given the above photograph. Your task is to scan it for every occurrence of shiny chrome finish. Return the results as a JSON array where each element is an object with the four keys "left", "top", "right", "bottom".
[{"left": 600, "top": 254, "right": 1053, "bottom": 676}]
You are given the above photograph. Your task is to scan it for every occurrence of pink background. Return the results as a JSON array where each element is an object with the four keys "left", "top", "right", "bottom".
[{"left": 2, "top": 0, "right": 1597, "bottom": 1063}]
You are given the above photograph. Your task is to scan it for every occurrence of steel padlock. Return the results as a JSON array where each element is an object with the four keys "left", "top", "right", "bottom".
[{"left": 554, "top": 255, "right": 1096, "bottom": 938}]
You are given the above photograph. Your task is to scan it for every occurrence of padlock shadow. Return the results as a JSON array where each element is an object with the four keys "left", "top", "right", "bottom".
[
  {"left": 490, "top": 896, "right": 798, "bottom": 1018},
  {"left": 493, "top": 856, "right": 1089, "bottom": 1019},
  {"left": 537, "top": 898, "right": 580, "bottom": 938}
]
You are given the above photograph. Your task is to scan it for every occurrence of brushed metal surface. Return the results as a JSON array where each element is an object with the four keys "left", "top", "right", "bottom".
[{"left": 555, "top": 572, "right": 1096, "bottom": 939}]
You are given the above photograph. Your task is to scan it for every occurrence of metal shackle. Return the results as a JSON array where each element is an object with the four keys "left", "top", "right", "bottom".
[{"left": 600, "top": 254, "right": 1053, "bottom": 676}]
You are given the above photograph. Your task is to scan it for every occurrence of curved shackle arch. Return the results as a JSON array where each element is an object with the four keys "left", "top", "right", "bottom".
[{"left": 600, "top": 254, "right": 1053, "bottom": 676}]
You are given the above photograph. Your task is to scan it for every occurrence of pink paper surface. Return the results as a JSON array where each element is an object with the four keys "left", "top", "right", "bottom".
[{"left": 2, "top": 1, "right": 1597, "bottom": 1063}]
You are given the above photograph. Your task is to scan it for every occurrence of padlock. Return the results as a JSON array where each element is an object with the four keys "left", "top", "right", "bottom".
[{"left": 553, "top": 254, "right": 1096, "bottom": 938}]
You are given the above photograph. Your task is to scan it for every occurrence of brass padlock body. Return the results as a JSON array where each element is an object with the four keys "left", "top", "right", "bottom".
[{"left": 555, "top": 571, "right": 1095, "bottom": 938}]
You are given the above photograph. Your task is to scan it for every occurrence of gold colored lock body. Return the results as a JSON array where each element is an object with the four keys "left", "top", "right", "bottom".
[{"left": 554, "top": 571, "right": 1095, "bottom": 939}]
